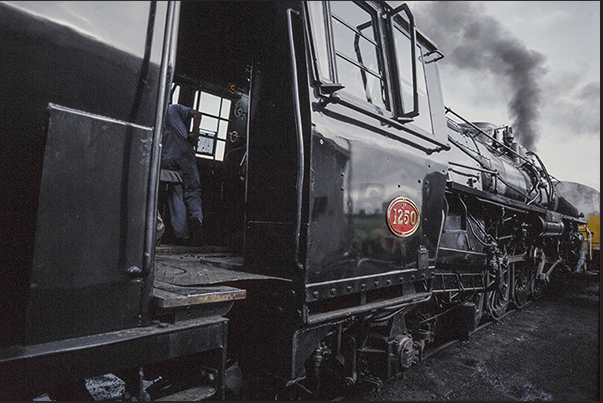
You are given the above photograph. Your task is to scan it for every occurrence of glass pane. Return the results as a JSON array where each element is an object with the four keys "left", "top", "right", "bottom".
[
  {"left": 215, "top": 140, "right": 225, "bottom": 162},
  {"left": 393, "top": 24, "right": 414, "bottom": 113},
  {"left": 200, "top": 91, "right": 221, "bottom": 116},
  {"left": 196, "top": 136, "right": 214, "bottom": 154},
  {"left": 335, "top": 58, "right": 367, "bottom": 101},
  {"left": 307, "top": 1, "right": 331, "bottom": 81},
  {"left": 330, "top": 2, "right": 374, "bottom": 42},
  {"left": 220, "top": 99, "right": 231, "bottom": 119},
  {"left": 171, "top": 84, "right": 180, "bottom": 104},
  {"left": 330, "top": 2, "right": 388, "bottom": 110},
  {"left": 413, "top": 49, "right": 433, "bottom": 133},
  {"left": 333, "top": 22, "right": 380, "bottom": 77},
  {"left": 200, "top": 115, "right": 218, "bottom": 133},
  {"left": 335, "top": 58, "right": 386, "bottom": 110},
  {"left": 366, "top": 74, "right": 386, "bottom": 110},
  {"left": 217, "top": 120, "right": 228, "bottom": 140},
  {"left": 193, "top": 90, "right": 200, "bottom": 111}
]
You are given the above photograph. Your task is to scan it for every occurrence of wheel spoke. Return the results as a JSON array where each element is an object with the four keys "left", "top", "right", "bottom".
[
  {"left": 487, "top": 255, "right": 511, "bottom": 321},
  {"left": 512, "top": 262, "right": 531, "bottom": 308}
]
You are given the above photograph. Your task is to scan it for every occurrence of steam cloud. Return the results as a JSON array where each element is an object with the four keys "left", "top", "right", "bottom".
[{"left": 413, "top": 1, "right": 547, "bottom": 150}]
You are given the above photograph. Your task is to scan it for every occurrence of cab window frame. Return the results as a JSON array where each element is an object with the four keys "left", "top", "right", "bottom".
[
  {"left": 306, "top": 2, "right": 426, "bottom": 121},
  {"left": 304, "top": 1, "right": 449, "bottom": 151},
  {"left": 388, "top": 5, "right": 419, "bottom": 119},
  {"left": 307, "top": 1, "right": 394, "bottom": 117}
]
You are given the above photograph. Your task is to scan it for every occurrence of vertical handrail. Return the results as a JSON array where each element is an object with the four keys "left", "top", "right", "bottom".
[
  {"left": 143, "top": 1, "right": 180, "bottom": 278},
  {"left": 287, "top": 8, "right": 306, "bottom": 271}
]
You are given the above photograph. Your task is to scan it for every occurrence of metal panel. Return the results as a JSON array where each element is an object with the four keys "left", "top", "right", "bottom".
[
  {"left": 305, "top": 109, "right": 447, "bottom": 294},
  {"left": 26, "top": 104, "right": 153, "bottom": 344},
  {"left": 0, "top": 317, "right": 228, "bottom": 400}
]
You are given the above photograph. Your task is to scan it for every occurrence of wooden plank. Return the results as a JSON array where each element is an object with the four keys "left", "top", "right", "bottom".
[{"left": 153, "top": 281, "right": 246, "bottom": 309}]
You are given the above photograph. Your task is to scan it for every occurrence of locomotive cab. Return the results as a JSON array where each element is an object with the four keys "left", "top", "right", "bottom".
[{"left": 152, "top": 0, "right": 453, "bottom": 394}]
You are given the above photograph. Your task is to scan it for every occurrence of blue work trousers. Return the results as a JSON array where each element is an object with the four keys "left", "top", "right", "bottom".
[{"left": 161, "top": 153, "right": 203, "bottom": 239}]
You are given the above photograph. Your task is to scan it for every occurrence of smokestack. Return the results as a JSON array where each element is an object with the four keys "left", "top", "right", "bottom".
[{"left": 413, "top": 1, "right": 547, "bottom": 150}]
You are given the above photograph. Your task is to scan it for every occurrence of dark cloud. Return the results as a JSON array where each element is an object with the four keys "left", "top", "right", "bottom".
[
  {"left": 578, "top": 81, "right": 601, "bottom": 107},
  {"left": 413, "top": 1, "right": 548, "bottom": 150},
  {"left": 549, "top": 80, "right": 601, "bottom": 135},
  {"left": 578, "top": 82, "right": 601, "bottom": 133}
]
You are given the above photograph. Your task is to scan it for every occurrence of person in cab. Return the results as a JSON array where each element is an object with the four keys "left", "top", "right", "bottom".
[{"left": 160, "top": 103, "right": 204, "bottom": 245}]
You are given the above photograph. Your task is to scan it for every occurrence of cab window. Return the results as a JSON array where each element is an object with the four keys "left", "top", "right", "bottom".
[
  {"left": 306, "top": 1, "right": 432, "bottom": 131},
  {"left": 192, "top": 90, "right": 231, "bottom": 162},
  {"left": 172, "top": 84, "right": 232, "bottom": 162},
  {"left": 413, "top": 45, "right": 432, "bottom": 133},
  {"left": 307, "top": 1, "right": 390, "bottom": 113},
  {"left": 329, "top": 1, "right": 389, "bottom": 112},
  {"left": 392, "top": 10, "right": 432, "bottom": 132}
]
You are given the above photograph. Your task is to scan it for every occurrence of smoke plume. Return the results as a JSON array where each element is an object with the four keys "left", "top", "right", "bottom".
[{"left": 412, "top": 1, "right": 547, "bottom": 150}]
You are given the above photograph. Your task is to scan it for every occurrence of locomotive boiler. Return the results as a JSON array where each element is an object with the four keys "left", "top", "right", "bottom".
[
  {"left": 0, "top": 1, "right": 590, "bottom": 400},
  {"left": 429, "top": 108, "right": 588, "bottom": 327}
]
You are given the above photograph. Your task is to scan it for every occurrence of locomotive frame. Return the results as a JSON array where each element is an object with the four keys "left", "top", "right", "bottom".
[{"left": 0, "top": 1, "right": 591, "bottom": 400}]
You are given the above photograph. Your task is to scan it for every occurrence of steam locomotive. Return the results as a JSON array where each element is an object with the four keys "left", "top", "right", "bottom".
[{"left": 0, "top": 1, "right": 590, "bottom": 400}]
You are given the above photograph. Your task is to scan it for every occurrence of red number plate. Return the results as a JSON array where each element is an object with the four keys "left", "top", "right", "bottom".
[{"left": 386, "top": 197, "right": 420, "bottom": 237}]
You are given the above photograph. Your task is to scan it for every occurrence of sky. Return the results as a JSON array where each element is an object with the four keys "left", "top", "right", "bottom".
[{"left": 405, "top": 1, "right": 600, "bottom": 192}]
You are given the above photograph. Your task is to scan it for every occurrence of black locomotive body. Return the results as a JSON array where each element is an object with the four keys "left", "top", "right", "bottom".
[{"left": 0, "top": 1, "right": 590, "bottom": 400}]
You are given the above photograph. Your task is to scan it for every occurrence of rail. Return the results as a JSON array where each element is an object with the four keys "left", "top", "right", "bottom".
[
  {"left": 144, "top": 1, "right": 180, "bottom": 278},
  {"left": 445, "top": 106, "right": 533, "bottom": 166},
  {"left": 287, "top": 8, "right": 306, "bottom": 272}
]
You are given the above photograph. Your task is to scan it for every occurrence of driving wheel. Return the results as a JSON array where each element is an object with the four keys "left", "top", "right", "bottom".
[
  {"left": 511, "top": 247, "right": 531, "bottom": 309},
  {"left": 486, "top": 250, "right": 511, "bottom": 321}
]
